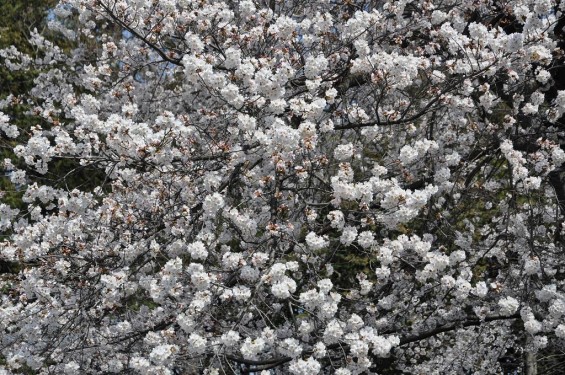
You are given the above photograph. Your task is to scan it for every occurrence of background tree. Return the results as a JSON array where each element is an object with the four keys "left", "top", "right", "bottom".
[
  {"left": 1, "top": 0, "right": 565, "bottom": 374},
  {"left": 0, "top": 0, "right": 58, "bottom": 282}
]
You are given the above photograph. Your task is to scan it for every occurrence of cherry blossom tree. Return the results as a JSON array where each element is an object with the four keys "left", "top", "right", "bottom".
[{"left": 1, "top": 0, "right": 565, "bottom": 374}]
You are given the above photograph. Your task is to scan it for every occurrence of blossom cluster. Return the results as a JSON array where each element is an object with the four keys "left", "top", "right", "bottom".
[{"left": 1, "top": 0, "right": 565, "bottom": 374}]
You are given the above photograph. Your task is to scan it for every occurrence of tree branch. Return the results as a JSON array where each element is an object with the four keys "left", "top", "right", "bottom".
[
  {"left": 98, "top": 1, "right": 183, "bottom": 66},
  {"left": 224, "top": 313, "right": 521, "bottom": 370},
  {"left": 399, "top": 313, "right": 521, "bottom": 346}
]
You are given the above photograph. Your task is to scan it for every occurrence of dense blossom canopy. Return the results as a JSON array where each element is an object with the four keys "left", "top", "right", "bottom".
[{"left": 1, "top": 0, "right": 565, "bottom": 374}]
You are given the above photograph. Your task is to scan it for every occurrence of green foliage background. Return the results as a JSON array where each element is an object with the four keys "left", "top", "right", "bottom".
[{"left": 0, "top": 1, "right": 57, "bottom": 208}]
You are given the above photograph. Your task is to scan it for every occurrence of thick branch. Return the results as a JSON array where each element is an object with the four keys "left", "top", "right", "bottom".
[
  {"left": 548, "top": 170, "right": 565, "bottom": 241},
  {"left": 225, "top": 313, "right": 521, "bottom": 370},
  {"left": 399, "top": 313, "right": 521, "bottom": 346}
]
